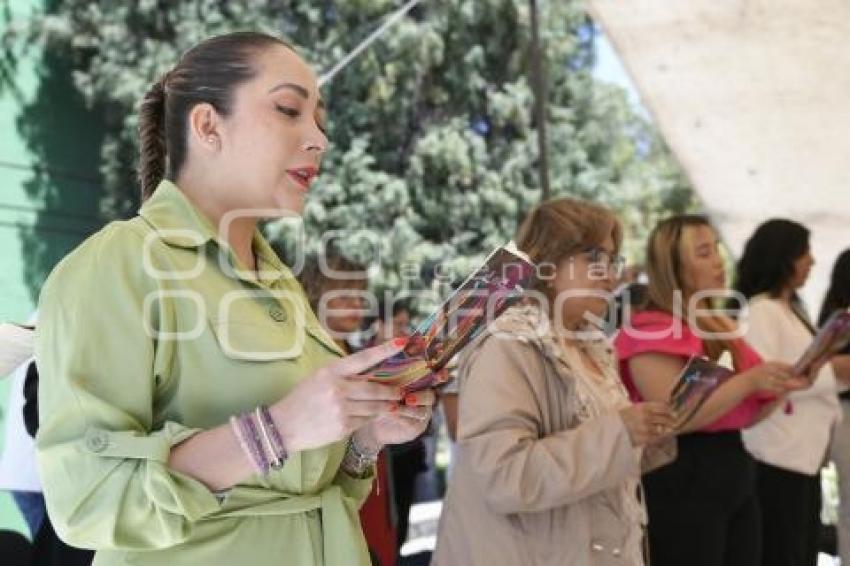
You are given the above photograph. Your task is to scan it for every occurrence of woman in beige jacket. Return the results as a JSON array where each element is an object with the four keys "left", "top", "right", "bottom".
[{"left": 432, "top": 198, "right": 674, "bottom": 566}]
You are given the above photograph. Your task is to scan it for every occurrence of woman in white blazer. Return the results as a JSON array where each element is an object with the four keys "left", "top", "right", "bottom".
[{"left": 733, "top": 220, "right": 850, "bottom": 566}]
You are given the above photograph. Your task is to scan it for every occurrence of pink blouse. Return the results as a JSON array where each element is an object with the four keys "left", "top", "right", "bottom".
[{"left": 614, "top": 310, "right": 771, "bottom": 432}]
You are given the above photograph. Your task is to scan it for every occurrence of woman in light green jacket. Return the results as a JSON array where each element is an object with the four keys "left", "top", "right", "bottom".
[{"left": 34, "top": 32, "right": 434, "bottom": 566}]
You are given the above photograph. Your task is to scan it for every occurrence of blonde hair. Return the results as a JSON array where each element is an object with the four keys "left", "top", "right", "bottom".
[
  {"left": 516, "top": 197, "right": 622, "bottom": 302},
  {"left": 644, "top": 215, "right": 741, "bottom": 367}
]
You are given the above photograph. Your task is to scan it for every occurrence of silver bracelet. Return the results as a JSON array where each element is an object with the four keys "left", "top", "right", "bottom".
[{"left": 341, "top": 436, "right": 379, "bottom": 478}]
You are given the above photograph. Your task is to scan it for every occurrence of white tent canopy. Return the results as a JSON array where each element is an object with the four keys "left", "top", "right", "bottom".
[{"left": 588, "top": 0, "right": 850, "bottom": 312}]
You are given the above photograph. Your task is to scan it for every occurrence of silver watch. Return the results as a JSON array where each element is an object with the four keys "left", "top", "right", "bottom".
[{"left": 341, "top": 436, "right": 379, "bottom": 478}]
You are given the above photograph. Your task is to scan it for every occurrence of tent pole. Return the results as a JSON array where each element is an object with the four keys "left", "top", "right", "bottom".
[{"left": 529, "top": 0, "right": 551, "bottom": 202}]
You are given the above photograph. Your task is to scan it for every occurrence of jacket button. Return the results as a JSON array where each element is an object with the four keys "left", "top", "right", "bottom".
[
  {"left": 269, "top": 305, "right": 288, "bottom": 323},
  {"left": 85, "top": 431, "right": 109, "bottom": 453}
]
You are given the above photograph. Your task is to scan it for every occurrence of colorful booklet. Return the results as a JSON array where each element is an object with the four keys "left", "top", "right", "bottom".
[
  {"left": 370, "top": 242, "right": 535, "bottom": 394},
  {"left": 794, "top": 309, "right": 850, "bottom": 379},
  {"left": 669, "top": 355, "right": 733, "bottom": 430},
  {"left": 667, "top": 312, "right": 850, "bottom": 427}
]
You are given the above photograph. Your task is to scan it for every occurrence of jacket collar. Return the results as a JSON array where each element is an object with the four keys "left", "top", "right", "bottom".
[
  {"left": 139, "top": 180, "right": 290, "bottom": 285},
  {"left": 139, "top": 180, "right": 217, "bottom": 249},
  {"left": 481, "top": 304, "right": 613, "bottom": 381}
]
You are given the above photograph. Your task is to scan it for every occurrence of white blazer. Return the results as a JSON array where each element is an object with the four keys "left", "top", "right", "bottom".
[{"left": 741, "top": 294, "right": 842, "bottom": 475}]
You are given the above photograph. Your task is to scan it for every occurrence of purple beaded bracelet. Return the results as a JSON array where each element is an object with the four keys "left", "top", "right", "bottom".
[
  {"left": 230, "top": 413, "right": 270, "bottom": 476},
  {"left": 255, "top": 406, "right": 288, "bottom": 470}
]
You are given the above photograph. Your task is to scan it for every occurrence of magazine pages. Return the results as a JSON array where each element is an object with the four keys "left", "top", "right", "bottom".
[
  {"left": 668, "top": 355, "right": 733, "bottom": 430},
  {"left": 370, "top": 241, "right": 535, "bottom": 394},
  {"left": 793, "top": 309, "right": 850, "bottom": 379}
]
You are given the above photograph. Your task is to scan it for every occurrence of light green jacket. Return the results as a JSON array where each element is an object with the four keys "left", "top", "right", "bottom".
[{"left": 35, "top": 180, "right": 374, "bottom": 565}]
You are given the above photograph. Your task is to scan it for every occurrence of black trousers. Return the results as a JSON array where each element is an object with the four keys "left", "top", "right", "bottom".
[
  {"left": 389, "top": 440, "right": 427, "bottom": 553},
  {"left": 643, "top": 431, "right": 761, "bottom": 566},
  {"left": 755, "top": 461, "right": 821, "bottom": 566}
]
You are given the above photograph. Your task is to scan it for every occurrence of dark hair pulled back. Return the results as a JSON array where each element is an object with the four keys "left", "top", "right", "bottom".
[{"left": 137, "top": 31, "right": 291, "bottom": 200}]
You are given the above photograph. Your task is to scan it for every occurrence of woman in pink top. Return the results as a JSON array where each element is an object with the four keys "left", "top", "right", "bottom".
[{"left": 614, "top": 215, "right": 808, "bottom": 566}]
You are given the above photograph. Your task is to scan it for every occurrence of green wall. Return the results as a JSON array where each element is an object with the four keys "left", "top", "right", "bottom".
[
  {"left": 1, "top": 0, "right": 108, "bottom": 535},
  {"left": 1, "top": 1, "right": 40, "bottom": 536}
]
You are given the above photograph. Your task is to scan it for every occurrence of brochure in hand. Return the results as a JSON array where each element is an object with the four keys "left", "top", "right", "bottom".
[
  {"left": 793, "top": 309, "right": 850, "bottom": 379},
  {"left": 668, "top": 311, "right": 850, "bottom": 427},
  {"left": 669, "top": 355, "right": 733, "bottom": 430},
  {"left": 370, "top": 242, "right": 535, "bottom": 394}
]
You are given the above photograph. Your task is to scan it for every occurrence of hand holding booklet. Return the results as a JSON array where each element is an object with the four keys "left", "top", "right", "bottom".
[
  {"left": 793, "top": 309, "right": 850, "bottom": 379},
  {"left": 668, "top": 356, "right": 733, "bottom": 430},
  {"left": 668, "top": 309, "right": 850, "bottom": 428},
  {"left": 369, "top": 242, "right": 535, "bottom": 394}
]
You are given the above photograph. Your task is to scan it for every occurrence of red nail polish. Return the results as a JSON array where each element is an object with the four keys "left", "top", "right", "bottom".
[
  {"left": 404, "top": 394, "right": 418, "bottom": 406},
  {"left": 392, "top": 336, "right": 409, "bottom": 348}
]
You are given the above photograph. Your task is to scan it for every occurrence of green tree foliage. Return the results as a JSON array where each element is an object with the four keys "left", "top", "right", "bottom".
[{"left": 3, "top": 0, "right": 696, "bottom": 298}]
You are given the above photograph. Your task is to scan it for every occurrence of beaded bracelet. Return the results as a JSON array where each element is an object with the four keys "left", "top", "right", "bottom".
[
  {"left": 255, "top": 405, "right": 288, "bottom": 470},
  {"left": 230, "top": 413, "right": 269, "bottom": 475},
  {"left": 230, "top": 407, "right": 290, "bottom": 476}
]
